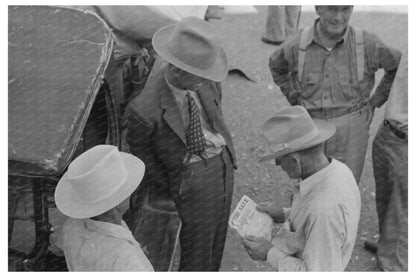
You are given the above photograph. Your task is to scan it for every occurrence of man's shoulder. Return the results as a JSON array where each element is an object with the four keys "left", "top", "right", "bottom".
[{"left": 126, "top": 66, "right": 167, "bottom": 118}]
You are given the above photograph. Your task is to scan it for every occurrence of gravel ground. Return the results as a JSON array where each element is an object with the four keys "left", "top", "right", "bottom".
[{"left": 211, "top": 6, "right": 408, "bottom": 271}]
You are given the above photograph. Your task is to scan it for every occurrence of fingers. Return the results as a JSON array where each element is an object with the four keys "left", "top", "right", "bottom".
[
  {"left": 244, "top": 235, "right": 258, "bottom": 241},
  {"left": 256, "top": 202, "right": 271, "bottom": 212}
]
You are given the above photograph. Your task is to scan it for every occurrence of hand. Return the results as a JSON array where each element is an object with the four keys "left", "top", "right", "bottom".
[
  {"left": 256, "top": 201, "right": 285, "bottom": 223},
  {"left": 366, "top": 104, "right": 376, "bottom": 129},
  {"left": 243, "top": 235, "right": 273, "bottom": 261}
]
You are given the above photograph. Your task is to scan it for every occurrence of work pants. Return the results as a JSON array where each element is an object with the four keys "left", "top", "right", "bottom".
[
  {"left": 264, "top": 6, "right": 301, "bottom": 43},
  {"left": 317, "top": 107, "right": 371, "bottom": 182},
  {"left": 372, "top": 123, "right": 408, "bottom": 271}
]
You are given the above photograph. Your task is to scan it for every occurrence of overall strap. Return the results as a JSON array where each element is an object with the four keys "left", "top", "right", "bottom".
[
  {"left": 354, "top": 27, "right": 365, "bottom": 82},
  {"left": 298, "top": 26, "right": 312, "bottom": 83}
]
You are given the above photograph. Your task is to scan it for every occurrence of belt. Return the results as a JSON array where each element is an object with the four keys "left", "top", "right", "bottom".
[
  {"left": 384, "top": 120, "right": 407, "bottom": 140},
  {"left": 308, "top": 105, "right": 366, "bottom": 119}
]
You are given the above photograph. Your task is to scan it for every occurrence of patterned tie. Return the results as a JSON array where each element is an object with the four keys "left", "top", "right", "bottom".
[{"left": 185, "top": 91, "right": 206, "bottom": 157}]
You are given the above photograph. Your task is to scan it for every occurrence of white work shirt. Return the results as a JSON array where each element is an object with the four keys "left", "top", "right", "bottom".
[
  {"left": 384, "top": 50, "right": 408, "bottom": 131},
  {"left": 60, "top": 218, "right": 154, "bottom": 271},
  {"left": 267, "top": 158, "right": 361, "bottom": 271}
]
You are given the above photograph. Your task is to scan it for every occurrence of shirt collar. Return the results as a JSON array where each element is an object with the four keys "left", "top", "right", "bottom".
[
  {"left": 298, "top": 158, "right": 335, "bottom": 197},
  {"left": 84, "top": 219, "right": 140, "bottom": 247},
  {"left": 310, "top": 19, "right": 351, "bottom": 48}
]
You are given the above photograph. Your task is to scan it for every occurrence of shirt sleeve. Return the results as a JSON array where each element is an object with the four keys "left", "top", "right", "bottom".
[
  {"left": 367, "top": 33, "right": 402, "bottom": 108},
  {"left": 267, "top": 213, "right": 345, "bottom": 271},
  {"left": 112, "top": 252, "right": 154, "bottom": 271},
  {"left": 269, "top": 45, "right": 299, "bottom": 105}
]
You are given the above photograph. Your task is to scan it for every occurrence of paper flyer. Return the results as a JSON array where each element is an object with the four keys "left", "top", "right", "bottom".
[{"left": 228, "top": 195, "right": 273, "bottom": 241}]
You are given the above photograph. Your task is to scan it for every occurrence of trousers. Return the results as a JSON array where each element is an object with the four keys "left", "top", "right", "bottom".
[
  {"left": 316, "top": 107, "right": 371, "bottom": 182},
  {"left": 372, "top": 123, "right": 408, "bottom": 271},
  {"left": 173, "top": 150, "right": 234, "bottom": 271},
  {"left": 264, "top": 6, "right": 301, "bottom": 42}
]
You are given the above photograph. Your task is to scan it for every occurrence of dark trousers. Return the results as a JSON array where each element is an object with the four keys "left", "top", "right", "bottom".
[
  {"left": 372, "top": 123, "right": 408, "bottom": 271},
  {"left": 173, "top": 150, "right": 234, "bottom": 271}
]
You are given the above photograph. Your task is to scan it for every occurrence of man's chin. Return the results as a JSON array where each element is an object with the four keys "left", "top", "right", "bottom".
[{"left": 328, "top": 26, "right": 346, "bottom": 36}]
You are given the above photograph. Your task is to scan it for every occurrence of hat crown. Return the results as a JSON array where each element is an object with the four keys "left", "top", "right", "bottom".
[
  {"left": 66, "top": 145, "right": 127, "bottom": 204},
  {"left": 263, "top": 106, "right": 318, "bottom": 145},
  {"left": 167, "top": 16, "right": 220, "bottom": 71}
]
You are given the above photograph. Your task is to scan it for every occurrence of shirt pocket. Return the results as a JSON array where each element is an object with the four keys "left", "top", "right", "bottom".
[
  {"left": 301, "top": 73, "right": 320, "bottom": 99},
  {"left": 339, "top": 75, "right": 358, "bottom": 99}
]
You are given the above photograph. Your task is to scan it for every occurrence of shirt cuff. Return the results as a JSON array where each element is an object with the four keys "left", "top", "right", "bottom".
[
  {"left": 267, "top": 246, "right": 287, "bottom": 269},
  {"left": 283, "top": 207, "right": 291, "bottom": 220}
]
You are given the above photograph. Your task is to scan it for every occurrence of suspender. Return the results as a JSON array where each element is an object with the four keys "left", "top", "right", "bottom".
[
  {"left": 297, "top": 26, "right": 365, "bottom": 83},
  {"left": 354, "top": 28, "right": 365, "bottom": 82},
  {"left": 297, "top": 26, "right": 312, "bottom": 83}
]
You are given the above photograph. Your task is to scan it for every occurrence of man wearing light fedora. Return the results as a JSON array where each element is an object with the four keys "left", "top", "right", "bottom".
[
  {"left": 123, "top": 17, "right": 236, "bottom": 271},
  {"left": 243, "top": 106, "right": 361, "bottom": 271},
  {"left": 55, "top": 145, "right": 153, "bottom": 271}
]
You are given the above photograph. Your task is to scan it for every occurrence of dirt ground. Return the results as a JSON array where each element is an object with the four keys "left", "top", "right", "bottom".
[
  {"left": 212, "top": 6, "right": 408, "bottom": 271},
  {"left": 8, "top": 6, "right": 408, "bottom": 272}
]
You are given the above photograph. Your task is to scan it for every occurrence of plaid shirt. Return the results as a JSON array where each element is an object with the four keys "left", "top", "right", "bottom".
[{"left": 269, "top": 19, "right": 401, "bottom": 114}]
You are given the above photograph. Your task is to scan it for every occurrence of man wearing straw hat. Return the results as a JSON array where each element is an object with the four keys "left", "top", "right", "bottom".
[
  {"left": 123, "top": 17, "right": 236, "bottom": 271},
  {"left": 55, "top": 145, "right": 153, "bottom": 271},
  {"left": 243, "top": 106, "right": 361, "bottom": 271}
]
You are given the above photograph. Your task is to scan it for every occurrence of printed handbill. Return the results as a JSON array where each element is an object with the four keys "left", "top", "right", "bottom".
[{"left": 229, "top": 195, "right": 273, "bottom": 240}]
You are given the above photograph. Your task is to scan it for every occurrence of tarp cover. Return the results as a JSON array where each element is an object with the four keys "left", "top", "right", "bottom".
[
  {"left": 96, "top": 5, "right": 208, "bottom": 41},
  {"left": 8, "top": 6, "right": 113, "bottom": 176}
]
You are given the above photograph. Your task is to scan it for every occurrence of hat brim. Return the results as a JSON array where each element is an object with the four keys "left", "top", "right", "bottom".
[
  {"left": 259, "top": 119, "right": 336, "bottom": 163},
  {"left": 55, "top": 153, "right": 145, "bottom": 219},
  {"left": 152, "top": 24, "right": 229, "bottom": 82}
]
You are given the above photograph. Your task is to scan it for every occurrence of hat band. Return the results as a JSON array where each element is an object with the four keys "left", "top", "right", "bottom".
[{"left": 269, "top": 127, "right": 319, "bottom": 153}]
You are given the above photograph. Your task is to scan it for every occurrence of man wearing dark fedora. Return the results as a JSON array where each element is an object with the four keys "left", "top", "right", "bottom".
[
  {"left": 243, "top": 106, "right": 361, "bottom": 271},
  {"left": 123, "top": 16, "right": 236, "bottom": 271}
]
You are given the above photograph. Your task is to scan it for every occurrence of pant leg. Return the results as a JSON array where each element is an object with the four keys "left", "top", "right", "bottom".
[
  {"left": 264, "top": 6, "right": 286, "bottom": 42},
  {"left": 210, "top": 150, "right": 234, "bottom": 270},
  {"left": 284, "top": 6, "right": 301, "bottom": 37},
  {"left": 176, "top": 153, "right": 233, "bottom": 271},
  {"left": 372, "top": 124, "right": 408, "bottom": 271},
  {"left": 323, "top": 108, "right": 370, "bottom": 182}
]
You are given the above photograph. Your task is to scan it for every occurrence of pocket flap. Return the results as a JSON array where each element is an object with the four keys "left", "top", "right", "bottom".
[{"left": 304, "top": 73, "right": 320, "bottom": 84}]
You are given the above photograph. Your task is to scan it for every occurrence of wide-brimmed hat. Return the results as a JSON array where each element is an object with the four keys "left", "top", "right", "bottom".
[
  {"left": 152, "top": 16, "right": 228, "bottom": 82},
  {"left": 259, "top": 106, "right": 336, "bottom": 162},
  {"left": 55, "top": 145, "right": 145, "bottom": 219}
]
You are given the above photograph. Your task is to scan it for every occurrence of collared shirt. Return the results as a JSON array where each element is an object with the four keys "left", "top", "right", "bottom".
[
  {"left": 165, "top": 74, "right": 226, "bottom": 162},
  {"left": 385, "top": 50, "right": 407, "bottom": 132},
  {"left": 60, "top": 218, "right": 154, "bottom": 271},
  {"left": 269, "top": 19, "right": 401, "bottom": 114},
  {"left": 267, "top": 159, "right": 361, "bottom": 271}
]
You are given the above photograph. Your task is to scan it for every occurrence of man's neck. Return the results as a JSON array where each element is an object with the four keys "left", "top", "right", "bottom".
[
  {"left": 301, "top": 153, "right": 330, "bottom": 179},
  {"left": 91, "top": 210, "right": 123, "bottom": 226},
  {"left": 316, "top": 21, "right": 346, "bottom": 49},
  {"left": 165, "top": 68, "right": 185, "bottom": 90}
]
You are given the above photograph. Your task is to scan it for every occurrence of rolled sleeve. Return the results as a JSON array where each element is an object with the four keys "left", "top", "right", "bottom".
[
  {"left": 267, "top": 246, "right": 307, "bottom": 271},
  {"left": 369, "top": 35, "right": 402, "bottom": 108}
]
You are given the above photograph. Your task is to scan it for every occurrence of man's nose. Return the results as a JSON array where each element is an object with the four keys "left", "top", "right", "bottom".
[{"left": 332, "top": 11, "right": 343, "bottom": 22}]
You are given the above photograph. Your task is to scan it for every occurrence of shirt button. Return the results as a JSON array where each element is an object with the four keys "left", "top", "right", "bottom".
[{"left": 325, "top": 74, "right": 329, "bottom": 78}]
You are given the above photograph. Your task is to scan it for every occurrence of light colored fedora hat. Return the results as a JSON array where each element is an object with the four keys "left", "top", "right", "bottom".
[
  {"left": 152, "top": 16, "right": 228, "bottom": 82},
  {"left": 259, "top": 106, "right": 336, "bottom": 162},
  {"left": 55, "top": 145, "right": 145, "bottom": 219}
]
